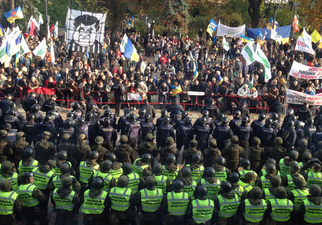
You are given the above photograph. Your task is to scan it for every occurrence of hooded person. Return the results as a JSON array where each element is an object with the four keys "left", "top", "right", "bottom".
[
  {"left": 267, "top": 137, "right": 287, "bottom": 164},
  {"left": 70, "top": 134, "right": 91, "bottom": 170},
  {"left": 34, "top": 131, "right": 55, "bottom": 165},
  {"left": 51, "top": 177, "right": 81, "bottom": 225},
  {"left": 222, "top": 135, "right": 244, "bottom": 172},
  {"left": 138, "top": 134, "right": 158, "bottom": 161},
  {"left": 160, "top": 137, "right": 179, "bottom": 165},
  {"left": 12, "top": 131, "right": 30, "bottom": 168},
  {"left": 203, "top": 138, "right": 221, "bottom": 168},
  {"left": 113, "top": 135, "right": 136, "bottom": 164},
  {"left": 183, "top": 140, "right": 202, "bottom": 165},
  {"left": 91, "top": 136, "right": 109, "bottom": 165},
  {"left": 0, "top": 161, "right": 19, "bottom": 190}
]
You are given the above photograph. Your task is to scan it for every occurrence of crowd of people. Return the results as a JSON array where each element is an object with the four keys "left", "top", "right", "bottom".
[{"left": 0, "top": 24, "right": 322, "bottom": 225}]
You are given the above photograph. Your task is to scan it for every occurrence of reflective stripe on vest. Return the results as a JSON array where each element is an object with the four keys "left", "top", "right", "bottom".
[
  {"left": 238, "top": 180, "right": 253, "bottom": 193},
  {"left": 52, "top": 189, "right": 75, "bottom": 211},
  {"left": 94, "top": 171, "right": 113, "bottom": 192},
  {"left": 167, "top": 191, "right": 189, "bottom": 216},
  {"left": 291, "top": 188, "right": 309, "bottom": 210},
  {"left": 18, "top": 159, "right": 38, "bottom": 174},
  {"left": 162, "top": 166, "right": 179, "bottom": 182},
  {"left": 232, "top": 185, "right": 244, "bottom": 199},
  {"left": 109, "top": 187, "right": 131, "bottom": 211},
  {"left": 303, "top": 199, "right": 322, "bottom": 223},
  {"left": 243, "top": 199, "right": 267, "bottom": 223},
  {"left": 79, "top": 161, "right": 99, "bottom": 184},
  {"left": 286, "top": 174, "right": 294, "bottom": 191},
  {"left": 81, "top": 190, "right": 107, "bottom": 215},
  {"left": 182, "top": 181, "right": 196, "bottom": 198},
  {"left": 0, "top": 173, "right": 18, "bottom": 190},
  {"left": 132, "top": 158, "right": 149, "bottom": 177},
  {"left": 264, "top": 188, "right": 274, "bottom": 200},
  {"left": 279, "top": 159, "right": 290, "bottom": 177},
  {"left": 307, "top": 171, "right": 322, "bottom": 186},
  {"left": 0, "top": 191, "right": 18, "bottom": 215},
  {"left": 32, "top": 168, "right": 54, "bottom": 190},
  {"left": 127, "top": 172, "right": 140, "bottom": 193},
  {"left": 154, "top": 174, "right": 167, "bottom": 193},
  {"left": 17, "top": 184, "right": 39, "bottom": 207},
  {"left": 186, "top": 164, "right": 204, "bottom": 183},
  {"left": 217, "top": 194, "right": 240, "bottom": 219},
  {"left": 214, "top": 168, "right": 227, "bottom": 182},
  {"left": 192, "top": 198, "right": 214, "bottom": 223},
  {"left": 269, "top": 198, "right": 293, "bottom": 222},
  {"left": 200, "top": 178, "right": 220, "bottom": 199},
  {"left": 260, "top": 176, "right": 271, "bottom": 189},
  {"left": 140, "top": 188, "right": 163, "bottom": 212}
]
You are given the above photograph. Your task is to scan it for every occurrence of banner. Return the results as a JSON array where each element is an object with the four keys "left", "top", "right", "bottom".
[
  {"left": 289, "top": 61, "right": 322, "bottom": 79},
  {"left": 65, "top": 8, "right": 106, "bottom": 53},
  {"left": 246, "top": 25, "right": 291, "bottom": 41},
  {"left": 216, "top": 22, "right": 245, "bottom": 38},
  {"left": 286, "top": 89, "right": 322, "bottom": 105},
  {"left": 241, "top": 42, "right": 255, "bottom": 65},
  {"left": 127, "top": 92, "right": 140, "bottom": 101},
  {"left": 295, "top": 36, "right": 315, "bottom": 55},
  {"left": 255, "top": 43, "right": 271, "bottom": 82},
  {"left": 27, "top": 87, "right": 56, "bottom": 95}
]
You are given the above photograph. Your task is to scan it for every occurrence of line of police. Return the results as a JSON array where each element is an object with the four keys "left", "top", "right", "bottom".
[{"left": 0, "top": 96, "right": 321, "bottom": 224}]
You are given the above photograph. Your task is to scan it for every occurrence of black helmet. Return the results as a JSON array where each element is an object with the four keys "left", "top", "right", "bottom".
[
  {"left": 122, "top": 163, "right": 133, "bottom": 175},
  {"left": 106, "top": 153, "right": 117, "bottom": 162},
  {"left": 31, "top": 104, "right": 40, "bottom": 113},
  {"left": 27, "top": 114, "right": 35, "bottom": 121},
  {"left": 129, "top": 113, "right": 136, "bottom": 122},
  {"left": 23, "top": 147, "right": 34, "bottom": 158},
  {"left": 309, "top": 184, "right": 322, "bottom": 197},
  {"left": 242, "top": 116, "right": 249, "bottom": 123},
  {"left": 89, "top": 151, "right": 99, "bottom": 159},
  {"left": 161, "top": 109, "right": 167, "bottom": 116},
  {"left": 72, "top": 102, "right": 81, "bottom": 111},
  {"left": 172, "top": 180, "right": 184, "bottom": 191},
  {"left": 104, "top": 110, "right": 112, "bottom": 118},
  {"left": 306, "top": 117, "right": 313, "bottom": 126},
  {"left": 204, "top": 167, "right": 215, "bottom": 177},
  {"left": 101, "top": 160, "right": 112, "bottom": 172},
  {"left": 269, "top": 112, "right": 278, "bottom": 121},
  {"left": 184, "top": 117, "right": 192, "bottom": 124},
  {"left": 266, "top": 163, "right": 276, "bottom": 174},
  {"left": 166, "top": 154, "right": 176, "bottom": 164},
  {"left": 182, "top": 111, "right": 188, "bottom": 118},
  {"left": 76, "top": 118, "right": 85, "bottom": 126},
  {"left": 117, "top": 175, "right": 129, "bottom": 187},
  {"left": 289, "top": 150, "right": 299, "bottom": 160},
  {"left": 221, "top": 181, "right": 232, "bottom": 193},
  {"left": 10, "top": 102, "right": 16, "bottom": 109},
  {"left": 299, "top": 138, "right": 308, "bottom": 147},
  {"left": 222, "top": 117, "right": 229, "bottom": 124},
  {"left": 8, "top": 109, "right": 17, "bottom": 116},
  {"left": 266, "top": 158, "right": 277, "bottom": 165},
  {"left": 44, "top": 115, "right": 52, "bottom": 123},
  {"left": 145, "top": 176, "right": 156, "bottom": 188},
  {"left": 67, "top": 112, "right": 76, "bottom": 119},
  {"left": 200, "top": 117, "right": 207, "bottom": 125},
  {"left": 274, "top": 137, "right": 283, "bottom": 145},
  {"left": 192, "top": 153, "right": 202, "bottom": 164},
  {"left": 181, "top": 167, "right": 192, "bottom": 177},
  {"left": 153, "top": 163, "right": 163, "bottom": 174},
  {"left": 241, "top": 159, "right": 251, "bottom": 168},
  {"left": 289, "top": 115, "right": 297, "bottom": 122},
  {"left": 218, "top": 113, "right": 225, "bottom": 121},
  {"left": 60, "top": 162, "right": 71, "bottom": 174},
  {"left": 290, "top": 162, "right": 301, "bottom": 173},
  {"left": 64, "top": 119, "right": 72, "bottom": 128},
  {"left": 58, "top": 151, "right": 68, "bottom": 160},
  {"left": 258, "top": 113, "right": 266, "bottom": 121},
  {"left": 139, "top": 108, "right": 146, "bottom": 116},
  {"left": 103, "top": 105, "right": 111, "bottom": 111},
  {"left": 286, "top": 120, "right": 295, "bottom": 129},
  {"left": 91, "top": 177, "right": 104, "bottom": 189},
  {"left": 293, "top": 176, "right": 306, "bottom": 188},
  {"left": 141, "top": 153, "right": 152, "bottom": 163},
  {"left": 85, "top": 112, "right": 94, "bottom": 121},
  {"left": 164, "top": 116, "right": 170, "bottom": 124},
  {"left": 196, "top": 185, "right": 208, "bottom": 198},
  {"left": 295, "top": 120, "right": 304, "bottom": 129},
  {"left": 265, "top": 118, "right": 273, "bottom": 125},
  {"left": 216, "top": 157, "right": 226, "bottom": 166},
  {"left": 229, "top": 172, "right": 240, "bottom": 183},
  {"left": 103, "top": 118, "right": 111, "bottom": 127},
  {"left": 145, "top": 113, "right": 151, "bottom": 122},
  {"left": 202, "top": 110, "right": 209, "bottom": 117},
  {"left": 124, "top": 108, "right": 131, "bottom": 116},
  {"left": 286, "top": 108, "right": 294, "bottom": 115},
  {"left": 20, "top": 172, "right": 33, "bottom": 183},
  {"left": 234, "top": 110, "right": 241, "bottom": 118}
]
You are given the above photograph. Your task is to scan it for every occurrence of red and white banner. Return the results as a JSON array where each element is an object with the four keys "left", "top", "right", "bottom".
[
  {"left": 27, "top": 87, "right": 56, "bottom": 95},
  {"left": 295, "top": 36, "right": 315, "bottom": 55},
  {"left": 289, "top": 61, "right": 322, "bottom": 79},
  {"left": 286, "top": 89, "right": 322, "bottom": 105}
]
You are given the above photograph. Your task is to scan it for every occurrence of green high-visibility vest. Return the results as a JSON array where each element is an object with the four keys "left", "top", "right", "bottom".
[
  {"left": 217, "top": 194, "right": 240, "bottom": 219},
  {"left": 127, "top": 172, "right": 140, "bottom": 193},
  {"left": 200, "top": 178, "right": 220, "bottom": 199},
  {"left": 52, "top": 188, "right": 75, "bottom": 211},
  {"left": 238, "top": 180, "right": 253, "bottom": 193},
  {"left": 162, "top": 166, "right": 179, "bottom": 182},
  {"left": 279, "top": 159, "right": 291, "bottom": 177},
  {"left": 109, "top": 187, "right": 131, "bottom": 212},
  {"left": 268, "top": 198, "right": 293, "bottom": 222},
  {"left": 109, "top": 168, "right": 123, "bottom": 181},
  {"left": 32, "top": 167, "right": 54, "bottom": 190},
  {"left": 239, "top": 170, "right": 257, "bottom": 185},
  {"left": 186, "top": 164, "right": 204, "bottom": 183},
  {"left": 17, "top": 183, "right": 39, "bottom": 207},
  {"left": 18, "top": 159, "right": 38, "bottom": 174},
  {"left": 153, "top": 174, "right": 168, "bottom": 193},
  {"left": 79, "top": 161, "right": 99, "bottom": 184},
  {"left": 261, "top": 170, "right": 281, "bottom": 178},
  {"left": 214, "top": 167, "right": 227, "bottom": 182},
  {"left": 182, "top": 180, "right": 196, "bottom": 198},
  {"left": 94, "top": 171, "right": 113, "bottom": 192},
  {"left": 140, "top": 188, "right": 163, "bottom": 212},
  {"left": 167, "top": 191, "right": 189, "bottom": 216},
  {"left": 192, "top": 198, "right": 214, "bottom": 223},
  {"left": 260, "top": 175, "right": 271, "bottom": 189},
  {"left": 52, "top": 161, "right": 72, "bottom": 176},
  {"left": 264, "top": 188, "right": 274, "bottom": 200},
  {"left": 232, "top": 185, "right": 244, "bottom": 200},
  {"left": 307, "top": 171, "right": 322, "bottom": 186},
  {"left": 303, "top": 199, "right": 322, "bottom": 224},
  {"left": 53, "top": 175, "right": 76, "bottom": 189},
  {"left": 0, "top": 191, "right": 18, "bottom": 215},
  {"left": 291, "top": 188, "right": 309, "bottom": 210},
  {"left": 132, "top": 158, "right": 149, "bottom": 177},
  {"left": 81, "top": 189, "right": 107, "bottom": 215},
  {"left": 243, "top": 199, "right": 267, "bottom": 223},
  {"left": 286, "top": 174, "right": 295, "bottom": 191},
  {"left": 0, "top": 173, "right": 18, "bottom": 190}
]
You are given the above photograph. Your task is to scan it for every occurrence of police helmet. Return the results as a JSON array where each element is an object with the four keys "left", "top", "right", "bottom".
[
  {"left": 172, "top": 180, "right": 184, "bottom": 191},
  {"left": 58, "top": 151, "right": 68, "bottom": 160},
  {"left": 101, "top": 160, "right": 113, "bottom": 172},
  {"left": 91, "top": 177, "right": 104, "bottom": 189},
  {"left": 103, "top": 105, "right": 111, "bottom": 111},
  {"left": 181, "top": 167, "right": 192, "bottom": 178},
  {"left": 202, "top": 110, "right": 209, "bottom": 117},
  {"left": 72, "top": 102, "right": 81, "bottom": 111},
  {"left": 106, "top": 153, "right": 117, "bottom": 162},
  {"left": 265, "top": 118, "right": 273, "bottom": 125},
  {"left": 184, "top": 117, "right": 192, "bottom": 125},
  {"left": 228, "top": 172, "right": 240, "bottom": 183},
  {"left": 266, "top": 163, "right": 276, "bottom": 174},
  {"left": 258, "top": 113, "right": 266, "bottom": 121},
  {"left": 31, "top": 104, "right": 40, "bottom": 113},
  {"left": 139, "top": 108, "right": 146, "bottom": 116},
  {"left": 103, "top": 110, "right": 112, "bottom": 118},
  {"left": 289, "top": 150, "right": 299, "bottom": 161},
  {"left": 20, "top": 172, "right": 33, "bottom": 183},
  {"left": 141, "top": 153, "right": 152, "bottom": 164},
  {"left": 221, "top": 181, "right": 232, "bottom": 193},
  {"left": 182, "top": 111, "right": 188, "bottom": 118},
  {"left": 153, "top": 163, "right": 163, "bottom": 174},
  {"left": 234, "top": 110, "right": 241, "bottom": 118},
  {"left": 122, "top": 163, "right": 133, "bottom": 175},
  {"left": 164, "top": 116, "right": 170, "bottom": 124},
  {"left": 286, "top": 108, "right": 294, "bottom": 116},
  {"left": 60, "top": 162, "right": 71, "bottom": 174},
  {"left": 204, "top": 167, "right": 215, "bottom": 178},
  {"left": 166, "top": 154, "right": 176, "bottom": 164},
  {"left": 192, "top": 153, "right": 202, "bottom": 164},
  {"left": 118, "top": 175, "right": 129, "bottom": 187},
  {"left": 269, "top": 112, "right": 278, "bottom": 121},
  {"left": 196, "top": 185, "right": 208, "bottom": 198},
  {"left": 241, "top": 159, "right": 251, "bottom": 168},
  {"left": 242, "top": 116, "right": 250, "bottom": 123},
  {"left": 89, "top": 151, "right": 99, "bottom": 160},
  {"left": 161, "top": 109, "right": 167, "bottom": 116},
  {"left": 23, "top": 147, "right": 34, "bottom": 158},
  {"left": 222, "top": 117, "right": 229, "bottom": 124},
  {"left": 64, "top": 119, "right": 72, "bottom": 128},
  {"left": 216, "top": 157, "right": 226, "bottom": 166},
  {"left": 145, "top": 113, "right": 151, "bottom": 122}
]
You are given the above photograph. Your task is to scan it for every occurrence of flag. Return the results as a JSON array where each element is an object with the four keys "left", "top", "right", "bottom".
[
  {"left": 267, "top": 17, "right": 278, "bottom": 30},
  {"left": 295, "top": 36, "right": 315, "bottom": 55},
  {"left": 255, "top": 43, "right": 271, "bottom": 82},
  {"left": 39, "top": 14, "right": 44, "bottom": 26},
  {"left": 4, "top": 41, "right": 10, "bottom": 68},
  {"left": 20, "top": 35, "right": 30, "bottom": 56},
  {"left": 47, "top": 23, "right": 50, "bottom": 40},
  {"left": 0, "top": 25, "right": 5, "bottom": 37},
  {"left": 270, "top": 29, "right": 282, "bottom": 43},
  {"left": 257, "top": 28, "right": 264, "bottom": 40},
  {"left": 207, "top": 18, "right": 218, "bottom": 37},
  {"left": 170, "top": 85, "right": 182, "bottom": 96},
  {"left": 53, "top": 21, "right": 58, "bottom": 39},
  {"left": 126, "top": 22, "right": 132, "bottom": 29},
  {"left": 10, "top": 34, "right": 21, "bottom": 56},
  {"left": 240, "top": 35, "right": 254, "bottom": 43},
  {"left": 28, "top": 16, "right": 39, "bottom": 30},
  {"left": 193, "top": 69, "right": 199, "bottom": 79},
  {"left": 292, "top": 15, "right": 299, "bottom": 33},
  {"left": 50, "top": 40, "right": 55, "bottom": 63},
  {"left": 249, "top": 77, "right": 254, "bottom": 89},
  {"left": 33, "top": 38, "right": 47, "bottom": 59},
  {"left": 29, "top": 20, "right": 36, "bottom": 37},
  {"left": 0, "top": 39, "right": 7, "bottom": 63},
  {"left": 319, "top": 39, "right": 322, "bottom": 49},
  {"left": 311, "top": 30, "right": 321, "bottom": 43},
  {"left": 121, "top": 34, "right": 139, "bottom": 62},
  {"left": 241, "top": 42, "right": 255, "bottom": 65},
  {"left": 4, "top": 6, "right": 23, "bottom": 24},
  {"left": 223, "top": 37, "right": 229, "bottom": 51}
]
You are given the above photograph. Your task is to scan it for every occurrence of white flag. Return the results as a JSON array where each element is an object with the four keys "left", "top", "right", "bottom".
[
  {"left": 28, "top": 16, "right": 40, "bottom": 30},
  {"left": 50, "top": 40, "right": 55, "bottom": 63},
  {"left": 302, "top": 28, "right": 312, "bottom": 48},
  {"left": 39, "top": 14, "right": 44, "bottom": 26},
  {"left": 295, "top": 36, "right": 315, "bottom": 55},
  {"left": 33, "top": 38, "right": 47, "bottom": 59},
  {"left": 223, "top": 37, "right": 229, "bottom": 51},
  {"left": 255, "top": 43, "right": 271, "bottom": 82},
  {"left": 20, "top": 35, "right": 31, "bottom": 56},
  {"left": 241, "top": 42, "right": 255, "bottom": 65},
  {"left": 53, "top": 21, "right": 58, "bottom": 39},
  {"left": 0, "top": 39, "right": 7, "bottom": 64}
]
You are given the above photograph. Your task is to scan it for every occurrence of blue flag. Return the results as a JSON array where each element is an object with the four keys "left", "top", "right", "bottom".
[
  {"left": 207, "top": 18, "right": 218, "bottom": 37},
  {"left": 257, "top": 28, "right": 264, "bottom": 40}
]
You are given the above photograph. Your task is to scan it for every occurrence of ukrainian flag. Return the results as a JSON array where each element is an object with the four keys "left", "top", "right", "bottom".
[
  {"left": 4, "top": 6, "right": 23, "bottom": 24},
  {"left": 207, "top": 18, "right": 218, "bottom": 37},
  {"left": 0, "top": 25, "right": 5, "bottom": 37},
  {"left": 240, "top": 35, "right": 254, "bottom": 43},
  {"left": 4, "top": 41, "right": 10, "bottom": 68},
  {"left": 170, "top": 85, "right": 182, "bottom": 97},
  {"left": 124, "top": 37, "right": 139, "bottom": 62}
]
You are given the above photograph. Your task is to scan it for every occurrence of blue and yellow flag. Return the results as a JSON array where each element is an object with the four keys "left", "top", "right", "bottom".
[
  {"left": 4, "top": 6, "right": 23, "bottom": 24},
  {"left": 207, "top": 18, "right": 218, "bottom": 37},
  {"left": 0, "top": 25, "right": 5, "bottom": 37},
  {"left": 4, "top": 41, "right": 10, "bottom": 68},
  {"left": 170, "top": 85, "right": 182, "bottom": 96}
]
